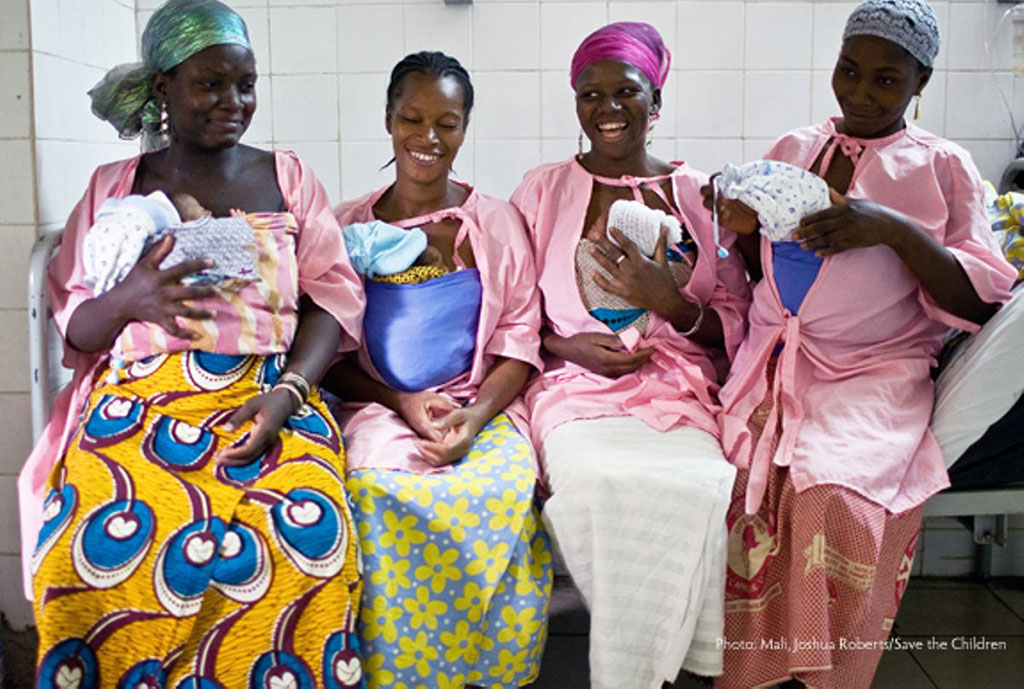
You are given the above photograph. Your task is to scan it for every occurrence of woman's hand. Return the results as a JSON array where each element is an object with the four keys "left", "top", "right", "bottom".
[
  {"left": 395, "top": 390, "right": 459, "bottom": 442},
  {"left": 216, "top": 388, "right": 297, "bottom": 466},
  {"left": 66, "top": 234, "right": 216, "bottom": 353},
  {"left": 415, "top": 406, "right": 488, "bottom": 467},
  {"left": 795, "top": 188, "right": 908, "bottom": 257},
  {"left": 111, "top": 235, "right": 216, "bottom": 339},
  {"left": 545, "top": 330, "right": 652, "bottom": 378},
  {"left": 700, "top": 180, "right": 760, "bottom": 235},
  {"left": 591, "top": 228, "right": 692, "bottom": 317}
]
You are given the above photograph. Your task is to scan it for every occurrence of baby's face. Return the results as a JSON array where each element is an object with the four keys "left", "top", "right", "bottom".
[
  {"left": 171, "top": 193, "right": 209, "bottom": 221},
  {"left": 415, "top": 245, "right": 445, "bottom": 268}
]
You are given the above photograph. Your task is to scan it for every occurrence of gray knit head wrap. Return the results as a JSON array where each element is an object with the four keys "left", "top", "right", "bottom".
[
  {"left": 88, "top": 0, "right": 251, "bottom": 147},
  {"left": 843, "top": 0, "right": 940, "bottom": 68}
]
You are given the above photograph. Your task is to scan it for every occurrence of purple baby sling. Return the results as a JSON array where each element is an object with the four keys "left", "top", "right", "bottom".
[{"left": 363, "top": 269, "right": 482, "bottom": 392}]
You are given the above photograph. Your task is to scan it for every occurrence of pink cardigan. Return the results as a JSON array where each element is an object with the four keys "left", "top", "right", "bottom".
[
  {"left": 719, "top": 120, "right": 1017, "bottom": 515},
  {"left": 511, "top": 157, "right": 751, "bottom": 452},
  {"left": 18, "top": 150, "right": 364, "bottom": 598},
  {"left": 332, "top": 183, "right": 543, "bottom": 474}
]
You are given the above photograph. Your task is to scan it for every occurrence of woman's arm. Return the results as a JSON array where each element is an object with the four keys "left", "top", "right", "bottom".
[
  {"left": 66, "top": 236, "right": 214, "bottom": 352},
  {"left": 217, "top": 295, "right": 341, "bottom": 464},
  {"left": 797, "top": 191, "right": 999, "bottom": 325}
]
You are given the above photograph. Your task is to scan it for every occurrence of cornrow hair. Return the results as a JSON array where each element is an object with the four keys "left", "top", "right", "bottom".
[{"left": 386, "top": 50, "right": 474, "bottom": 117}]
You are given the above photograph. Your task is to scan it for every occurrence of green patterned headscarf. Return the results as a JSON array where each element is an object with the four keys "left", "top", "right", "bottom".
[{"left": 88, "top": 0, "right": 252, "bottom": 145}]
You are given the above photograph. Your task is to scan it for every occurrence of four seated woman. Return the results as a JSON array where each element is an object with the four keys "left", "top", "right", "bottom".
[{"left": 23, "top": 1, "right": 1015, "bottom": 687}]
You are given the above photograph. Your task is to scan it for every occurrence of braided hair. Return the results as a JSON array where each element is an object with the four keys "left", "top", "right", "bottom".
[{"left": 386, "top": 51, "right": 474, "bottom": 120}]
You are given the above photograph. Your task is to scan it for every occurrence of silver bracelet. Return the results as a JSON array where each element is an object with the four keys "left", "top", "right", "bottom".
[
  {"left": 272, "top": 381, "right": 305, "bottom": 412},
  {"left": 679, "top": 302, "right": 704, "bottom": 337},
  {"left": 278, "top": 371, "right": 311, "bottom": 401}
]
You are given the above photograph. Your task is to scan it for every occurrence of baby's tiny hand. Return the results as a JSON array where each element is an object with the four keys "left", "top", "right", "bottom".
[{"left": 229, "top": 208, "right": 247, "bottom": 218}]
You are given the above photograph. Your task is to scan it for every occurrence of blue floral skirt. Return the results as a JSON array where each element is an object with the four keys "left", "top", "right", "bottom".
[{"left": 345, "top": 413, "right": 552, "bottom": 688}]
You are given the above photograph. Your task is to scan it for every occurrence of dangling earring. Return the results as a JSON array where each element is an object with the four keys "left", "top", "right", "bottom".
[
  {"left": 646, "top": 111, "right": 660, "bottom": 148},
  {"left": 159, "top": 101, "right": 169, "bottom": 136},
  {"left": 577, "top": 129, "right": 585, "bottom": 156},
  {"left": 913, "top": 94, "right": 922, "bottom": 120}
]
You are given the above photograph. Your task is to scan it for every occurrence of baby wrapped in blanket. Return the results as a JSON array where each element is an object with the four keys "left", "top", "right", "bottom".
[
  {"left": 576, "top": 198, "right": 691, "bottom": 337},
  {"left": 341, "top": 220, "right": 447, "bottom": 282},
  {"left": 82, "top": 190, "right": 258, "bottom": 294},
  {"left": 714, "top": 159, "right": 831, "bottom": 242}
]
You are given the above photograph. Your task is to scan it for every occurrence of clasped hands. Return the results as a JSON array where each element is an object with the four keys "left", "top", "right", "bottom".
[{"left": 395, "top": 391, "right": 486, "bottom": 467}]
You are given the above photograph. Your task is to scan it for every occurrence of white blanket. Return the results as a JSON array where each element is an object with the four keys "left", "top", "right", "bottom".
[{"left": 541, "top": 417, "right": 736, "bottom": 687}]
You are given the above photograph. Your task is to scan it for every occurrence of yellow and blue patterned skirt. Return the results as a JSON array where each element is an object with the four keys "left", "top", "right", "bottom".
[
  {"left": 346, "top": 413, "right": 552, "bottom": 688},
  {"left": 32, "top": 351, "right": 363, "bottom": 688}
]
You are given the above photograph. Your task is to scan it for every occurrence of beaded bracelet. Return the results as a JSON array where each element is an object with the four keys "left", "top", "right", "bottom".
[{"left": 679, "top": 302, "right": 704, "bottom": 337}]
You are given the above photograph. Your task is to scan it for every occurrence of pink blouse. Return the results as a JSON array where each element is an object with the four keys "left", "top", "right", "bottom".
[
  {"left": 333, "top": 183, "right": 543, "bottom": 473},
  {"left": 511, "top": 157, "right": 751, "bottom": 452},
  {"left": 18, "top": 150, "right": 364, "bottom": 598},
  {"left": 719, "top": 119, "right": 1017, "bottom": 515}
]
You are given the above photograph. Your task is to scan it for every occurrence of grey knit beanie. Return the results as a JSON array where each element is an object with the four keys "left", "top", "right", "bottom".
[{"left": 843, "top": 0, "right": 940, "bottom": 68}]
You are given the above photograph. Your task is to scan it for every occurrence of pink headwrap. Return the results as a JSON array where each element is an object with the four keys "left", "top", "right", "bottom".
[{"left": 570, "top": 22, "right": 671, "bottom": 90}]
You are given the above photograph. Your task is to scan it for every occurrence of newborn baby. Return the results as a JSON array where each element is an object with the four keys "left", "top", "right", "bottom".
[
  {"left": 714, "top": 160, "right": 831, "bottom": 242},
  {"left": 83, "top": 191, "right": 257, "bottom": 294},
  {"left": 576, "top": 199, "right": 693, "bottom": 337},
  {"left": 342, "top": 220, "right": 448, "bottom": 284}
]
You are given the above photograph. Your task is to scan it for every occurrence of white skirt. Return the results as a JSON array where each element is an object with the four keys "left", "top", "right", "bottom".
[{"left": 541, "top": 416, "right": 736, "bottom": 688}]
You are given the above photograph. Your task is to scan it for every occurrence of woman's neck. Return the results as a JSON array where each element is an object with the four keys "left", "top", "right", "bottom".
[
  {"left": 159, "top": 142, "right": 245, "bottom": 180},
  {"left": 383, "top": 175, "right": 465, "bottom": 219},
  {"left": 579, "top": 148, "right": 671, "bottom": 179}
]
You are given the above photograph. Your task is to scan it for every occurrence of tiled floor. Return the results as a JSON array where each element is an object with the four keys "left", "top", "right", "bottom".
[
  {"left": 531, "top": 576, "right": 1024, "bottom": 689},
  {"left": 2, "top": 577, "right": 1022, "bottom": 687}
]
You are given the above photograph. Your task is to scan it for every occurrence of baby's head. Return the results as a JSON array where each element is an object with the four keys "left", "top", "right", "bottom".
[
  {"left": 834, "top": 0, "right": 937, "bottom": 138},
  {"left": 414, "top": 245, "right": 445, "bottom": 269},
  {"left": 170, "top": 192, "right": 210, "bottom": 222}
]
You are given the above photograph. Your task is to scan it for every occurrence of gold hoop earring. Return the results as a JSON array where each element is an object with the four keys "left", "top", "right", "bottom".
[{"left": 913, "top": 94, "right": 922, "bottom": 120}]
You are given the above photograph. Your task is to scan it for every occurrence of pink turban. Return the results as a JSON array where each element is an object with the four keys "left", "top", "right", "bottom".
[{"left": 570, "top": 22, "right": 671, "bottom": 90}]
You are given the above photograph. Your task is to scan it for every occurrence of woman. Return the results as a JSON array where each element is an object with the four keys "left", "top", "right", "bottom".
[
  {"left": 324, "top": 52, "right": 551, "bottom": 688},
  {"left": 510, "top": 22, "right": 750, "bottom": 689},
  {"left": 20, "top": 1, "right": 364, "bottom": 686},
  {"left": 708, "top": 1, "right": 1016, "bottom": 686}
]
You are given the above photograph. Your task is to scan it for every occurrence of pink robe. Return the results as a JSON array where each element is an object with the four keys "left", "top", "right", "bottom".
[
  {"left": 333, "top": 183, "right": 543, "bottom": 473},
  {"left": 18, "top": 150, "right": 364, "bottom": 598},
  {"left": 510, "top": 157, "right": 751, "bottom": 451},
  {"left": 719, "top": 119, "right": 1017, "bottom": 516}
]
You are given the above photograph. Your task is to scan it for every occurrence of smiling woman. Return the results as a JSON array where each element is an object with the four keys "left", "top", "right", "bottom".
[
  {"left": 22, "top": 1, "right": 366, "bottom": 686},
  {"left": 321, "top": 51, "right": 552, "bottom": 688},
  {"left": 510, "top": 21, "right": 750, "bottom": 689},
  {"left": 706, "top": 1, "right": 1017, "bottom": 687}
]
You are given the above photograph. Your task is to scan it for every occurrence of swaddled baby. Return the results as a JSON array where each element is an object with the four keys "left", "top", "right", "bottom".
[
  {"left": 576, "top": 199, "right": 693, "bottom": 337},
  {"left": 714, "top": 160, "right": 831, "bottom": 242},
  {"left": 82, "top": 190, "right": 258, "bottom": 295},
  {"left": 342, "top": 220, "right": 447, "bottom": 283}
]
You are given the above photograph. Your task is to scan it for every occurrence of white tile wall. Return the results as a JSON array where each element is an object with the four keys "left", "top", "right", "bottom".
[
  {"left": 54, "top": 0, "right": 1018, "bottom": 203},
  {"left": 1, "top": 11, "right": 35, "bottom": 609}
]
